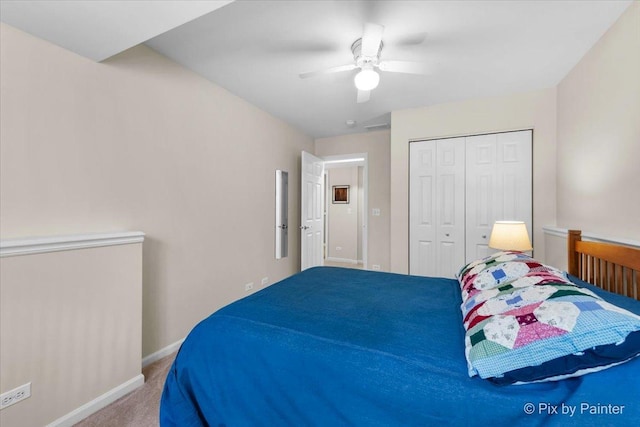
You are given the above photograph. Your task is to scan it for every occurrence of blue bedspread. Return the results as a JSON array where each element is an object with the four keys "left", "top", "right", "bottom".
[{"left": 160, "top": 267, "right": 640, "bottom": 426}]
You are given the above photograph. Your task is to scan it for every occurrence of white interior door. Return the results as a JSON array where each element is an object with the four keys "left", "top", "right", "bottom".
[
  {"left": 301, "top": 151, "right": 325, "bottom": 270},
  {"left": 410, "top": 138, "right": 465, "bottom": 277},
  {"left": 465, "top": 130, "right": 532, "bottom": 261}
]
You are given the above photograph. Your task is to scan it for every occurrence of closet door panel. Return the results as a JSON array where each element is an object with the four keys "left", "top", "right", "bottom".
[
  {"left": 416, "top": 240, "right": 436, "bottom": 277},
  {"left": 438, "top": 241, "right": 457, "bottom": 279},
  {"left": 410, "top": 141, "right": 437, "bottom": 276},
  {"left": 465, "top": 134, "right": 497, "bottom": 261},
  {"left": 497, "top": 131, "right": 533, "bottom": 239},
  {"left": 498, "top": 131, "right": 533, "bottom": 246},
  {"left": 410, "top": 138, "right": 465, "bottom": 277},
  {"left": 435, "top": 138, "right": 465, "bottom": 277},
  {"left": 466, "top": 131, "right": 532, "bottom": 262}
]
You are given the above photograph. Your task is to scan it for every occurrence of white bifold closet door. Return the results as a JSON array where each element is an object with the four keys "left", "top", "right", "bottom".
[
  {"left": 409, "top": 137, "right": 465, "bottom": 278},
  {"left": 409, "top": 130, "right": 532, "bottom": 278},
  {"left": 465, "top": 131, "right": 532, "bottom": 262}
]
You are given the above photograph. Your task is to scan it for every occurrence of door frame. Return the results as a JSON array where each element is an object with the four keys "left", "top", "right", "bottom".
[{"left": 322, "top": 153, "right": 368, "bottom": 270}]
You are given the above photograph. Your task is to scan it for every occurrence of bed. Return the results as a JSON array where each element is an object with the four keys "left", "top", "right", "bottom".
[{"left": 160, "top": 230, "right": 640, "bottom": 426}]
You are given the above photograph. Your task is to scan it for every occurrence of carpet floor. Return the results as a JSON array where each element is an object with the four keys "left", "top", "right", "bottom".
[{"left": 74, "top": 352, "right": 175, "bottom": 426}]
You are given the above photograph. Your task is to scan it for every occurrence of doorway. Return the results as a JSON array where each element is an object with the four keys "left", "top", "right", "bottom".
[{"left": 323, "top": 154, "right": 368, "bottom": 270}]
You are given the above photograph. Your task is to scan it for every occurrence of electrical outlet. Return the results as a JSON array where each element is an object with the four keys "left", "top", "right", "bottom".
[
  {"left": 336, "top": 246, "right": 342, "bottom": 251},
  {"left": 261, "top": 277, "right": 269, "bottom": 286},
  {"left": 0, "top": 383, "right": 31, "bottom": 410},
  {"left": 244, "top": 282, "right": 254, "bottom": 292},
  {"left": 372, "top": 264, "right": 381, "bottom": 271}
]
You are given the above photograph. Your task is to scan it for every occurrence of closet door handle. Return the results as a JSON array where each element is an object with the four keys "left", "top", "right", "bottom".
[
  {"left": 482, "top": 235, "right": 487, "bottom": 239},
  {"left": 445, "top": 233, "right": 450, "bottom": 237}
]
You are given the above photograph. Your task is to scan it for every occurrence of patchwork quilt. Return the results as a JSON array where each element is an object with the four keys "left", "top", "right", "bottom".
[{"left": 457, "top": 252, "right": 640, "bottom": 384}]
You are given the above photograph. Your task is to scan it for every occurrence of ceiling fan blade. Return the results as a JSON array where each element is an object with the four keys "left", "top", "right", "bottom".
[
  {"left": 357, "top": 89, "right": 370, "bottom": 103},
  {"left": 299, "top": 64, "right": 357, "bottom": 79},
  {"left": 361, "top": 23, "right": 384, "bottom": 57},
  {"left": 394, "top": 32, "right": 428, "bottom": 47},
  {"left": 378, "top": 60, "right": 429, "bottom": 75}
]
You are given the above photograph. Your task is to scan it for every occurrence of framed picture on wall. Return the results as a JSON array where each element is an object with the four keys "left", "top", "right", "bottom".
[{"left": 332, "top": 185, "right": 349, "bottom": 204}]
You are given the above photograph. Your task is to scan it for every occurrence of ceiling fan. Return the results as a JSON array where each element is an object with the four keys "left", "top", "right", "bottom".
[{"left": 299, "top": 23, "right": 428, "bottom": 103}]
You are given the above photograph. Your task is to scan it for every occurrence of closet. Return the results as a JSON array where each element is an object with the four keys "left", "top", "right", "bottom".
[{"left": 409, "top": 130, "right": 532, "bottom": 278}]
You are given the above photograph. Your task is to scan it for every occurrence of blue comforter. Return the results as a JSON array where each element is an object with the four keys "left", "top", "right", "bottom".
[{"left": 161, "top": 267, "right": 640, "bottom": 426}]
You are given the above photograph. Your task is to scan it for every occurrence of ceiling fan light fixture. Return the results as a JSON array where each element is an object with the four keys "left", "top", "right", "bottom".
[{"left": 354, "top": 68, "right": 380, "bottom": 91}]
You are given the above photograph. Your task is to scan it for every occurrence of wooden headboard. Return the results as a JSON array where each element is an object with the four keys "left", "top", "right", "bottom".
[{"left": 568, "top": 230, "right": 640, "bottom": 301}]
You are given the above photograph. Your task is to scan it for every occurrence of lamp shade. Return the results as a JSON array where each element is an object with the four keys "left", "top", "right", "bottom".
[
  {"left": 488, "top": 221, "right": 533, "bottom": 251},
  {"left": 354, "top": 68, "right": 380, "bottom": 91}
]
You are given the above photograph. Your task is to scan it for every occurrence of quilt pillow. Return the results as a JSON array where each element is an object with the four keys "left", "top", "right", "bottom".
[{"left": 457, "top": 251, "right": 640, "bottom": 385}]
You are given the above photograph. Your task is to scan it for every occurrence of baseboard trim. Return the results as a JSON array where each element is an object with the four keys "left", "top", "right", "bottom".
[
  {"left": 142, "top": 338, "right": 185, "bottom": 368},
  {"left": 45, "top": 337, "right": 186, "bottom": 427},
  {"left": 46, "top": 374, "right": 144, "bottom": 427},
  {"left": 325, "top": 257, "right": 358, "bottom": 264}
]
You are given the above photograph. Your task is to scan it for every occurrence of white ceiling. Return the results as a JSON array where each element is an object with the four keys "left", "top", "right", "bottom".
[
  {"left": 0, "top": 0, "right": 233, "bottom": 61},
  {"left": 0, "top": 0, "right": 632, "bottom": 138}
]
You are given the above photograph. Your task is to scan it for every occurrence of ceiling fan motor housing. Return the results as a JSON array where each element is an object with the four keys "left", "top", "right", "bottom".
[{"left": 351, "top": 38, "right": 383, "bottom": 68}]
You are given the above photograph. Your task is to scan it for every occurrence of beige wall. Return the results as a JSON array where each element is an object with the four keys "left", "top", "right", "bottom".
[
  {"left": 390, "top": 88, "right": 558, "bottom": 273},
  {"left": 327, "top": 167, "right": 359, "bottom": 262},
  {"left": 0, "top": 23, "right": 313, "bottom": 364},
  {"left": 544, "top": 232, "right": 569, "bottom": 272},
  {"left": 315, "top": 130, "right": 391, "bottom": 271},
  {"left": 556, "top": 2, "right": 640, "bottom": 241},
  {"left": 0, "top": 243, "right": 142, "bottom": 427}
]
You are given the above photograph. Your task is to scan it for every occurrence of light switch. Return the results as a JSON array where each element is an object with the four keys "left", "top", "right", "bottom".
[{"left": 372, "top": 208, "right": 381, "bottom": 216}]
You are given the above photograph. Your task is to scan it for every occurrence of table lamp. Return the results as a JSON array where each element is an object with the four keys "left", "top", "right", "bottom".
[{"left": 488, "top": 221, "right": 533, "bottom": 251}]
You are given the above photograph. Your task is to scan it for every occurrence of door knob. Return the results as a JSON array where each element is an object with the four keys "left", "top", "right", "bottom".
[
  {"left": 482, "top": 235, "right": 487, "bottom": 239},
  {"left": 300, "top": 225, "right": 310, "bottom": 230},
  {"left": 445, "top": 233, "right": 450, "bottom": 237}
]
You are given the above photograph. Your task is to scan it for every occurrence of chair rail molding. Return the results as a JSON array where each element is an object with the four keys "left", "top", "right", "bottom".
[
  {"left": 0, "top": 231, "right": 145, "bottom": 257},
  {"left": 542, "top": 226, "right": 640, "bottom": 249}
]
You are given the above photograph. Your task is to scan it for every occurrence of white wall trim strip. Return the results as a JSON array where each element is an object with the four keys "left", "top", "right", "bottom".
[
  {"left": 325, "top": 257, "right": 359, "bottom": 265},
  {"left": 0, "top": 231, "right": 145, "bottom": 257},
  {"left": 142, "top": 337, "right": 185, "bottom": 368},
  {"left": 45, "top": 374, "right": 144, "bottom": 427},
  {"left": 542, "top": 226, "right": 640, "bottom": 249}
]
